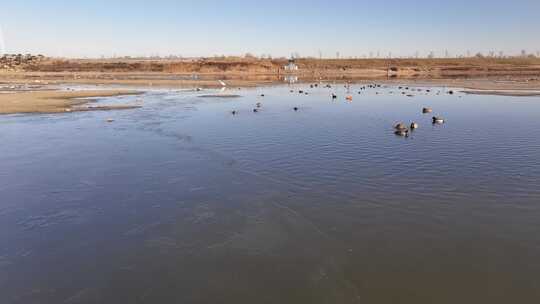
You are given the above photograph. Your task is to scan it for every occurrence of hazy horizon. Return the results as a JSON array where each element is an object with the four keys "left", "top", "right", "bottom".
[{"left": 1, "top": 0, "right": 540, "bottom": 58}]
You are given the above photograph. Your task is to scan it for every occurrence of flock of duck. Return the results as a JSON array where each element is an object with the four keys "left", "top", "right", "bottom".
[
  {"left": 229, "top": 82, "right": 451, "bottom": 138},
  {"left": 393, "top": 106, "right": 445, "bottom": 137}
]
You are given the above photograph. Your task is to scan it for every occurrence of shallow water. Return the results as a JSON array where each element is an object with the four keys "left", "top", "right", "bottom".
[{"left": 1, "top": 84, "right": 540, "bottom": 303}]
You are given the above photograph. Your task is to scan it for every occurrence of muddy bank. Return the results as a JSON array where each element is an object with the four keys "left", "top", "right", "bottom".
[{"left": 0, "top": 90, "right": 142, "bottom": 114}]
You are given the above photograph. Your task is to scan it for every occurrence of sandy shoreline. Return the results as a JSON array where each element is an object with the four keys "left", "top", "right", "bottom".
[
  {"left": 0, "top": 90, "right": 141, "bottom": 114},
  {"left": 462, "top": 90, "right": 540, "bottom": 96}
]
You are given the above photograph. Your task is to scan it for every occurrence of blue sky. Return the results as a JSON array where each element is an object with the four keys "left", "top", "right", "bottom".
[{"left": 1, "top": 0, "right": 539, "bottom": 58}]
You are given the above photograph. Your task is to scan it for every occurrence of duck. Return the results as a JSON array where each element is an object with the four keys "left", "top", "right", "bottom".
[
  {"left": 231, "top": 110, "right": 238, "bottom": 115},
  {"left": 293, "top": 107, "right": 299, "bottom": 111},
  {"left": 253, "top": 109, "right": 259, "bottom": 113},
  {"left": 432, "top": 116, "right": 445, "bottom": 124},
  {"left": 395, "top": 129, "right": 409, "bottom": 137},
  {"left": 332, "top": 94, "right": 337, "bottom": 99},
  {"left": 410, "top": 122, "right": 419, "bottom": 130},
  {"left": 422, "top": 107, "right": 433, "bottom": 114},
  {"left": 394, "top": 123, "right": 408, "bottom": 130}
]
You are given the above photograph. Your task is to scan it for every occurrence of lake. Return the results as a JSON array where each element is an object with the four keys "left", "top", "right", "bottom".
[{"left": 1, "top": 83, "right": 540, "bottom": 303}]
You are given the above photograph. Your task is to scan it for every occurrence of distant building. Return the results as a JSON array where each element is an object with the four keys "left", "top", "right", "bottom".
[{"left": 284, "top": 59, "right": 298, "bottom": 71}]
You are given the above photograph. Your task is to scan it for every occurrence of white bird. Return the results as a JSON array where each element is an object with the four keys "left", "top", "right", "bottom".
[{"left": 218, "top": 80, "right": 227, "bottom": 93}]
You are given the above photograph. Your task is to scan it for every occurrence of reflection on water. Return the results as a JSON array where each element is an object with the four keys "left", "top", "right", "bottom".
[{"left": 1, "top": 84, "right": 540, "bottom": 303}]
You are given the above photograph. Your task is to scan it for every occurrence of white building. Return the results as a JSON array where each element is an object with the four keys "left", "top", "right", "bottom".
[{"left": 284, "top": 59, "right": 298, "bottom": 71}]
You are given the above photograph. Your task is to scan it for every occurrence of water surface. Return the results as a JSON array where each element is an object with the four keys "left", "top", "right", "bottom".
[{"left": 1, "top": 84, "right": 540, "bottom": 303}]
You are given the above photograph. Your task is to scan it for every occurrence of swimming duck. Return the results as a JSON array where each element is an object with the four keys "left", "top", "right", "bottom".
[
  {"left": 231, "top": 110, "right": 237, "bottom": 115},
  {"left": 253, "top": 109, "right": 259, "bottom": 113},
  {"left": 432, "top": 116, "right": 445, "bottom": 124},
  {"left": 410, "top": 122, "right": 419, "bottom": 130},
  {"left": 422, "top": 107, "right": 433, "bottom": 114},
  {"left": 293, "top": 107, "right": 299, "bottom": 111},
  {"left": 394, "top": 123, "right": 408, "bottom": 130},
  {"left": 394, "top": 129, "right": 409, "bottom": 137},
  {"left": 332, "top": 94, "right": 337, "bottom": 99}
]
